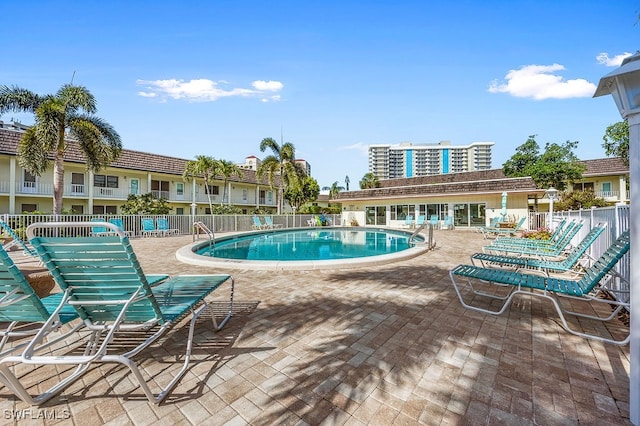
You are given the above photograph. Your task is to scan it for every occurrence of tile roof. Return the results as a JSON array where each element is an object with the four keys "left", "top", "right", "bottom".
[
  {"left": 0, "top": 127, "right": 274, "bottom": 186},
  {"left": 580, "top": 157, "right": 629, "bottom": 176}
]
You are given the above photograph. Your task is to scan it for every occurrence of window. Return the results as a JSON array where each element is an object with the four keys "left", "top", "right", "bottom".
[
  {"left": 71, "top": 173, "right": 85, "bottom": 194},
  {"left": 94, "top": 175, "right": 119, "bottom": 188},
  {"left": 176, "top": 207, "right": 184, "bottom": 215},
  {"left": 176, "top": 183, "right": 184, "bottom": 196},
  {"left": 206, "top": 185, "right": 219, "bottom": 195},
  {"left": 21, "top": 204, "right": 37, "bottom": 213},
  {"left": 93, "top": 205, "right": 117, "bottom": 214},
  {"left": 575, "top": 182, "right": 594, "bottom": 192},
  {"left": 22, "top": 170, "right": 37, "bottom": 192},
  {"left": 151, "top": 180, "right": 170, "bottom": 199},
  {"left": 390, "top": 204, "right": 415, "bottom": 220},
  {"left": 601, "top": 182, "right": 612, "bottom": 197},
  {"left": 71, "top": 205, "right": 84, "bottom": 214},
  {"left": 242, "top": 189, "right": 247, "bottom": 201}
]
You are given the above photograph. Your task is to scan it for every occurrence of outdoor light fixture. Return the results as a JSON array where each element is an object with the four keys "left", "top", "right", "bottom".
[{"left": 594, "top": 50, "right": 640, "bottom": 425}]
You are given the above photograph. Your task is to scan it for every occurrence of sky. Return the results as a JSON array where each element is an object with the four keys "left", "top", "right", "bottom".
[{"left": 1, "top": 1, "right": 638, "bottom": 190}]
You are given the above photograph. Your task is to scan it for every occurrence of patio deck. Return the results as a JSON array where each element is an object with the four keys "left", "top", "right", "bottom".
[{"left": 0, "top": 229, "right": 631, "bottom": 425}]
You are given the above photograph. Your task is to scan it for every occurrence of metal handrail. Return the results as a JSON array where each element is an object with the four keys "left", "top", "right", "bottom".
[{"left": 193, "top": 221, "right": 214, "bottom": 247}]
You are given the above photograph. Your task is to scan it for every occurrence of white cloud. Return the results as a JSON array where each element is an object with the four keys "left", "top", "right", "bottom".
[
  {"left": 488, "top": 64, "right": 596, "bottom": 100},
  {"left": 596, "top": 52, "right": 633, "bottom": 67},
  {"left": 338, "top": 142, "right": 369, "bottom": 156},
  {"left": 252, "top": 80, "right": 283, "bottom": 91},
  {"left": 136, "top": 78, "right": 283, "bottom": 102}
]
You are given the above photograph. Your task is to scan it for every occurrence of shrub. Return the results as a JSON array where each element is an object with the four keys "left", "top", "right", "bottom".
[{"left": 521, "top": 227, "right": 553, "bottom": 240}]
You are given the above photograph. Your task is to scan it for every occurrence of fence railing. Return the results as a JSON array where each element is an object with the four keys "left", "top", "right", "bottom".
[{"left": 0, "top": 213, "right": 343, "bottom": 239}]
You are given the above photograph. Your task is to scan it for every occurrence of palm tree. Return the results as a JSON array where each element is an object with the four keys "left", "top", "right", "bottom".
[
  {"left": 0, "top": 84, "right": 122, "bottom": 214},
  {"left": 322, "top": 181, "right": 345, "bottom": 199},
  {"left": 182, "top": 155, "right": 217, "bottom": 214},
  {"left": 359, "top": 172, "right": 380, "bottom": 189},
  {"left": 214, "top": 159, "right": 243, "bottom": 206},
  {"left": 257, "top": 137, "right": 304, "bottom": 214}
]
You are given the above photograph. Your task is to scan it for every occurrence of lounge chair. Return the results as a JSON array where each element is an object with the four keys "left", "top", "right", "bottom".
[
  {"left": 91, "top": 218, "right": 114, "bottom": 237},
  {"left": 0, "top": 244, "right": 80, "bottom": 358},
  {"left": 442, "top": 215, "right": 454, "bottom": 230},
  {"left": 483, "top": 220, "right": 583, "bottom": 258},
  {"left": 141, "top": 217, "right": 162, "bottom": 237},
  {"left": 479, "top": 216, "right": 525, "bottom": 238},
  {"left": 490, "top": 218, "right": 571, "bottom": 249},
  {"left": 471, "top": 222, "right": 607, "bottom": 277},
  {"left": 450, "top": 230, "right": 630, "bottom": 345},
  {"left": 416, "top": 215, "right": 426, "bottom": 227},
  {"left": 429, "top": 215, "right": 439, "bottom": 230},
  {"left": 252, "top": 216, "right": 267, "bottom": 230},
  {"left": 0, "top": 220, "right": 37, "bottom": 258},
  {"left": 0, "top": 221, "right": 234, "bottom": 405},
  {"left": 109, "top": 218, "right": 133, "bottom": 237},
  {"left": 475, "top": 216, "right": 502, "bottom": 235},
  {"left": 156, "top": 217, "right": 179, "bottom": 236},
  {"left": 264, "top": 216, "right": 282, "bottom": 229},
  {"left": 403, "top": 215, "right": 414, "bottom": 229}
]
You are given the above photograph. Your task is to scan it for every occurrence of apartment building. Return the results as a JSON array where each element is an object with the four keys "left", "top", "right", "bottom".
[
  {"left": 369, "top": 140, "right": 494, "bottom": 179},
  {"left": 0, "top": 124, "right": 280, "bottom": 215}
]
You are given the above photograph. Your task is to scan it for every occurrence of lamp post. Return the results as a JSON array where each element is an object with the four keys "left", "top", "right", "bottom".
[
  {"left": 545, "top": 187, "right": 558, "bottom": 230},
  {"left": 190, "top": 202, "right": 197, "bottom": 242},
  {"left": 594, "top": 51, "right": 640, "bottom": 425}
]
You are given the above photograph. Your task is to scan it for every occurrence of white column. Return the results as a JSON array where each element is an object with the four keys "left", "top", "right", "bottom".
[
  {"left": 628, "top": 112, "right": 639, "bottom": 425},
  {"left": 8, "top": 157, "right": 16, "bottom": 214},
  {"left": 620, "top": 175, "right": 627, "bottom": 203}
]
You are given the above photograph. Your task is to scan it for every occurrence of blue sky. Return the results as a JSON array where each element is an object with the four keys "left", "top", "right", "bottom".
[{"left": 1, "top": 1, "right": 638, "bottom": 189}]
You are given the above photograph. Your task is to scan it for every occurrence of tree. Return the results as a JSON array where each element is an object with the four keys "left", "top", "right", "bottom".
[
  {"left": 359, "top": 172, "right": 380, "bottom": 189},
  {"left": 0, "top": 84, "right": 122, "bottom": 214},
  {"left": 257, "top": 137, "right": 305, "bottom": 214},
  {"left": 284, "top": 175, "right": 320, "bottom": 211},
  {"left": 214, "top": 159, "right": 243, "bottom": 206},
  {"left": 120, "top": 193, "right": 171, "bottom": 215},
  {"left": 322, "top": 181, "right": 345, "bottom": 199},
  {"left": 502, "top": 135, "right": 585, "bottom": 190},
  {"left": 602, "top": 120, "right": 629, "bottom": 166},
  {"left": 182, "top": 155, "right": 217, "bottom": 214}
]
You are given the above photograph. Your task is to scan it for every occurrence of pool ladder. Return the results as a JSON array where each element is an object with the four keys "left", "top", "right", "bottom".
[
  {"left": 193, "top": 221, "right": 214, "bottom": 248},
  {"left": 409, "top": 222, "right": 436, "bottom": 249}
]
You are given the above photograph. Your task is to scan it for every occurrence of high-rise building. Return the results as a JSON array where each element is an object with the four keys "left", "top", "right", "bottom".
[{"left": 368, "top": 141, "right": 494, "bottom": 179}]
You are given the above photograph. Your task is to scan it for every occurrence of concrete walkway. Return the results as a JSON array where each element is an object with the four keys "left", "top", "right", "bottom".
[{"left": 0, "top": 229, "right": 631, "bottom": 425}]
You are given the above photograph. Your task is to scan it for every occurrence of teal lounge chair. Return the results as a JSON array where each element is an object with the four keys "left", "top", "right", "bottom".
[
  {"left": 480, "top": 216, "right": 525, "bottom": 238},
  {"left": 471, "top": 222, "right": 607, "bottom": 277},
  {"left": 0, "top": 221, "right": 234, "bottom": 405},
  {"left": 483, "top": 220, "right": 583, "bottom": 258},
  {"left": 0, "top": 244, "right": 80, "bottom": 358},
  {"left": 416, "top": 215, "right": 426, "bottom": 227},
  {"left": 442, "top": 215, "right": 454, "bottom": 230},
  {"left": 475, "top": 216, "right": 502, "bottom": 235},
  {"left": 264, "top": 216, "right": 282, "bottom": 229},
  {"left": 141, "top": 217, "right": 162, "bottom": 237},
  {"left": 403, "top": 215, "right": 414, "bottom": 228},
  {"left": 1, "top": 220, "right": 37, "bottom": 258},
  {"left": 429, "top": 215, "right": 439, "bottom": 230},
  {"left": 156, "top": 217, "right": 179, "bottom": 236},
  {"left": 450, "top": 230, "right": 630, "bottom": 345},
  {"left": 252, "top": 216, "right": 267, "bottom": 230},
  {"left": 109, "top": 218, "right": 133, "bottom": 237}
]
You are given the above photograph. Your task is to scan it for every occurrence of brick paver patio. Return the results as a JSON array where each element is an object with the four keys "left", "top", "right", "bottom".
[{"left": 0, "top": 229, "right": 631, "bottom": 425}]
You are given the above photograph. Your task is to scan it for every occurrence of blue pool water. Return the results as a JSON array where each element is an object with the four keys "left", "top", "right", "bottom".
[{"left": 194, "top": 228, "right": 423, "bottom": 261}]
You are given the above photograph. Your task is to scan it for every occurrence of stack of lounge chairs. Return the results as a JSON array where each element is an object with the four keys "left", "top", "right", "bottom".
[{"left": 449, "top": 218, "right": 630, "bottom": 345}]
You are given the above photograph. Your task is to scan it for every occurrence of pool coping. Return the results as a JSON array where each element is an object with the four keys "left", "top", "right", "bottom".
[{"left": 175, "top": 228, "right": 433, "bottom": 271}]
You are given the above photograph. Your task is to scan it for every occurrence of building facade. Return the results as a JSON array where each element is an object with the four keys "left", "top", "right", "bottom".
[
  {"left": 368, "top": 140, "right": 494, "bottom": 179},
  {"left": 338, "top": 158, "right": 629, "bottom": 229},
  {"left": 0, "top": 124, "right": 281, "bottom": 215}
]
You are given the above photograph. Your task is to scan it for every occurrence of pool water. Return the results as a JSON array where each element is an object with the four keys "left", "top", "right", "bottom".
[{"left": 195, "top": 228, "right": 422, "bottom": 261}]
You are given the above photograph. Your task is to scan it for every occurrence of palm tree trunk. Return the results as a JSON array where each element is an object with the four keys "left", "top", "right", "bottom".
[{"left": 52, "top": 152, "right": 65, "bottom": 215}]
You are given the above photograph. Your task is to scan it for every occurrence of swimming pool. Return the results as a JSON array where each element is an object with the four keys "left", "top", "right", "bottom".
[{"left": 176, "top": 227, "right": 430, "bottom": 270}]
